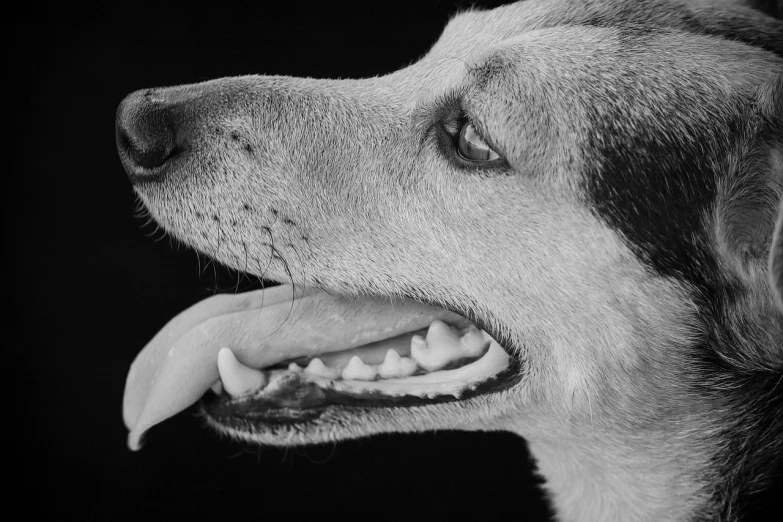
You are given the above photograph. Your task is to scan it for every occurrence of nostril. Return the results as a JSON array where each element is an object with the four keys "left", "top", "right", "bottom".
[{"left": 116, "top": 93, "right": 178, "bottom": 171}]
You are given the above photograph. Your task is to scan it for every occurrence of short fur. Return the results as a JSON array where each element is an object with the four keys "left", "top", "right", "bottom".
[{"left": 116, "top": 1, "right": 783, "bottom": 520}]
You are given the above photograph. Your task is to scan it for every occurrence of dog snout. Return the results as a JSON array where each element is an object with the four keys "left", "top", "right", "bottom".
[{"left": 116, "top": 89, "right": 179, "bottom": 176}]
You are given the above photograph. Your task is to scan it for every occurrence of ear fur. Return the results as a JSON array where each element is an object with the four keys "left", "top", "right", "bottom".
[
  {"left": 712, "top": 81, "right": 783, "bottom": 370},
  {"left": 757, "top": 81, "right": 783, "bottom": 313},
  {"left": 716, "top": 81, "right": 783, "bottom": 279},
  {"left": 770, "top": 198, "right": 783, "bottom": 311}
]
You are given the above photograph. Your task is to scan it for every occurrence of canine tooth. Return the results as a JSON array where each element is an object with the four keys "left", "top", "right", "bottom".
[
  {"left": 217, "top": 347, "right": 266, "bottom": 397},
  {"left": 341, "top": 355, "right": 377, "bottom": 381},
  {"left": 460, "top": 324, "right": 489, "bottom": 358},
  {"left": 378, "top": 349, "right": 418, "bottom": 378},
  {"left": 305, "top": 358, "right": 341, "bottom": 379}
]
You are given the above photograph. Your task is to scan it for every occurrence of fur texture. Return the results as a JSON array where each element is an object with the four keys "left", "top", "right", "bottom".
[{"left": 116, "top": 1, "right": 783, "bottom": 520}]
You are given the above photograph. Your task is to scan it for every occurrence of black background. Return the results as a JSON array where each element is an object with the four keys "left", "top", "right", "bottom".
[{"left": 6, "top": 1, "right": 554, "bottom": 520}]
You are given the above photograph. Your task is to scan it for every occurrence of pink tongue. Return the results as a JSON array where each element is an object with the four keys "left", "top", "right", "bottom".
[{"left": 123, "top": 285, "right": 462, "bottom": 450}]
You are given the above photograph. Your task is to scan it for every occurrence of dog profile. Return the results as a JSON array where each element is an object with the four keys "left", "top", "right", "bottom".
[{"left": 115, "top": 0, "right": 783, "bottom": 520}]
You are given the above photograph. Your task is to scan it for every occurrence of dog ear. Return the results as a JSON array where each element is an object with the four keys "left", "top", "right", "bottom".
[
  {"left": 770, "top": 198, "right": 783, "bottom": 311},
  {"left": 712, "top": 80, "right": 783, "bottom": 370},
  {"left": 756, "top": 82, "right": 783, "bottom": 313},
  {"left": 715, "top": 80, "right": 783, "bottom": 276},
  {"left": 712, "top": 79, "right": 783, "bottom": 372}
]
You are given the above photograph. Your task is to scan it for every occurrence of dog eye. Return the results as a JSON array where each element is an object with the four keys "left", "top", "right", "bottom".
[{"left": 457, "top": 121, "right": 500, "bottom": 162}]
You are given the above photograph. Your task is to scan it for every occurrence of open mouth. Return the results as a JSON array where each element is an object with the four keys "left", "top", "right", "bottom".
[{"left": 122, "top": 284, "right": 519, "bottom": 450}]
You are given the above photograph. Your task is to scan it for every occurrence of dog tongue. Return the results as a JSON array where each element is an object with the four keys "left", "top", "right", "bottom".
[{"left": 123, "top": 284, "right": 461, "bottom": 450}]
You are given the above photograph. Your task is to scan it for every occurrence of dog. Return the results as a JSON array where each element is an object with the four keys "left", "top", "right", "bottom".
[{"left": 115, "top": 0, "right": 783, "bottom": 520}]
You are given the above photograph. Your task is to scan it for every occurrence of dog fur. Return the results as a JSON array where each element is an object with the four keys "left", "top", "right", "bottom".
[{"left": 116, "top": 1, "right": 783, "bottom": 520}]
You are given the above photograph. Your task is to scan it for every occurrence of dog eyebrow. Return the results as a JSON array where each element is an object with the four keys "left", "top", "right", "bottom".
[
  {"left": 410, "top": 83, "right": 493, "bottom": 137},
  {"left": 409, "top": 86, "right": 464, "bottom": 143}
]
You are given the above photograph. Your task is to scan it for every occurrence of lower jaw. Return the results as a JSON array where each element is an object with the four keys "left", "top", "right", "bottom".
[{"left": 201, "top": 354, "right": 524, "bottom": 429}]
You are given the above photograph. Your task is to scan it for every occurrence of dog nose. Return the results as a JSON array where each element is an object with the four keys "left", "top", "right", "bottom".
[{"left": 116, "top": 90, "right": 178, "bottom": 172}]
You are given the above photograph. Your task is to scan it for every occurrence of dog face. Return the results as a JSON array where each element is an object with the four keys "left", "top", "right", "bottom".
[{"left": 117, "top": 1, "right": 783, "bottom": 520}]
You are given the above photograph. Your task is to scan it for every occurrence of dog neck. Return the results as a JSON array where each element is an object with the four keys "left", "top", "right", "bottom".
[{"left": 526, "top": 434, "right": 713, "bottom": 522}]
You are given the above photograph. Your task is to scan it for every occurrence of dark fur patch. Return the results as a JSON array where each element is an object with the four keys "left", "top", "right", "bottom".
[
  {"left": 710, "top": 367, "right": 783, "bottom": 520},
  {"left": 581, "top": 33, "right": 783, "bottom": 519},
  {"left": 581, "top": 85, "right": 737, "bottom": 299}
]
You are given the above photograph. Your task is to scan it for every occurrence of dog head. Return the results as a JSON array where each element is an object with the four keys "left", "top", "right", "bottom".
[{"left": 117, "top": 0, "right": 782, "bottom": 519}]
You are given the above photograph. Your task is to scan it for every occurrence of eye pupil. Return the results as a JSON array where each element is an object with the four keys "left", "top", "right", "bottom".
[{"left": 457, "top": 121, "right": 500, "bottom": 162}]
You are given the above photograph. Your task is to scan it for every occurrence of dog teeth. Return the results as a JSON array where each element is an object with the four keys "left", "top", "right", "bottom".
[
  {"left": 427, "top": 319, "right": 462, "bottom": 349},
  {"left": 460, "top": 324, "right": 490, "bottom": 358},
  {"left": 267, "top": 369, "right": 289, "bottom": 387},
  {"left": 410, "top": 334, "right": 438, "bottom": 371},
  {"left": 411, "top": 320, "right": 459, "bottom": 371},
  {"left": 217, "top": 347, "right": 266, "bottom": 397},
  {"left": 304, "top": 358, "right": 342, "bottom": 379},
  {"left": 410, "top": 321, "right": 491, "bottom": 372},
  {"left": 341, "top": 355, "right": 378, "bottom": 381},
  {"left": 216, "top": 322, "right": 494, "bottom": 394},
  {"left": 378, "top": 349, "right": 418, "bottom": 378}
]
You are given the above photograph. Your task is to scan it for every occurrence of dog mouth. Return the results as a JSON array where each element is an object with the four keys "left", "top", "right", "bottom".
[{"left": 122, "top": 284, "right": 518, "bottom": 450}]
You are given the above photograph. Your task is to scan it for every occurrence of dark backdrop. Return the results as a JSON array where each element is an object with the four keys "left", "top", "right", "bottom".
[{"left": 6, "top": 1, "right": 554, "bottom": 520}]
